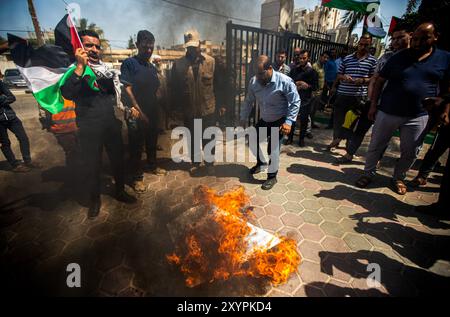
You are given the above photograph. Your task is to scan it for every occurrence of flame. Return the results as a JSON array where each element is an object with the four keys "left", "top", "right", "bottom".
[{"left": 167, "top": 186, "right": 301, "bottom": 287}]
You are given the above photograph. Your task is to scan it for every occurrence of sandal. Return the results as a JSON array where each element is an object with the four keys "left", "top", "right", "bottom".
[
  {"left": 392, "top": 179, "right": 408, "bottom": 195},
  {"left": 355, "top": 176, "right": 372, "bottom": 188},
  {"left": 411, "top": 176, "right": 427, "bottom": 187}
]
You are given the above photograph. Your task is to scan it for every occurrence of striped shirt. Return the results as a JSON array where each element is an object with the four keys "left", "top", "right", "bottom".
[{"left": 337, "top": 53, "right": 378, "bottom": 97}]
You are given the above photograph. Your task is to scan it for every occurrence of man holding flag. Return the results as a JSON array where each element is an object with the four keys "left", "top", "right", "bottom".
[{"left": 60, "top": 29, "right": 136, "bottom": 219}]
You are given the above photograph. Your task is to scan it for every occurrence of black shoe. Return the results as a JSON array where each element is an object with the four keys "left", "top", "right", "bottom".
[
  {"left": 306, "top": 133, "right": 314, "bottom": 139},
  {"left": 299, "top": 139, "right": 306, "bottom": 147},
  {"left": 88, "top": 199, "right": 101, "bottom": 219},
  {"left": 283, "top": 138, "right": 293, "bottom": 146},
  {"left": 311, "top": 123, "right": 320, "bottom": 129},
  {"left": 116, "top": 190, "right": 137, "bottom": 204},
  {"left": 250, "top": 164, "right": 265, "bottom": 175},
  {"left": 262, "top": 178, "right": 278, "bottom": 190}
]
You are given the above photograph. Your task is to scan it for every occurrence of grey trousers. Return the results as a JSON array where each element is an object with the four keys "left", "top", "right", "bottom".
[{"left": 364, "top": 111, "right": 429, "bottom": 181}]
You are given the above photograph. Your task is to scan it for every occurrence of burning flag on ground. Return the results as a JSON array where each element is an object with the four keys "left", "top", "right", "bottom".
[{"left": 167, "top": 186, "right": 301, "bottom": 288}]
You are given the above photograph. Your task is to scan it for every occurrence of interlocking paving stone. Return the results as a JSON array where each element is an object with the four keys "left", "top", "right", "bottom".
[
  {"left": 343, "top": 233, "right": 374, "bottom": 251},
  {"left": 259, "top": 215, "right": 284, "bottom": 232},
  {"left": 281, "top": 213, "right": 304, "bottom": 228},
  {"left": 301, "top": 211, "right": 324, "bottom": 225},
  {"left": 299, "top": 223, "right": 325, "bottom": 242},
  {"left": 1, "top": 111, "right": 448, "bottom": 297},
  {"left": 264, "top": 204, "right": 285, "bottom": 217},
  {"left": 320, "top": 221, "right": 346, "bottom": 239}
]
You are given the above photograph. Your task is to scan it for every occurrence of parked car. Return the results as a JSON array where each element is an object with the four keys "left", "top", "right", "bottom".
[{"left": 3, "top": 69, "right": 27, "bottom": 89}]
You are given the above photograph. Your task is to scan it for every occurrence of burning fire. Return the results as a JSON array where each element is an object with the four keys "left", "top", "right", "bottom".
[{"left": 167, "top": 186, "right": 301, "bottom": 288}]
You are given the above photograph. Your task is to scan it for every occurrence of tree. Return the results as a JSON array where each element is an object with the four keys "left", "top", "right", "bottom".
[
  {"left": 77, "top": 18, "right": 110, "bottom": 50},
  {"left": 127, "top": 36, "right": 136, "bottom": 50},
  {"left": 341, "top": 10, "right": 365, "bottom": 44},
  {"left": 405, "top": 0, "right": 420, "bottom": 14},
  {"left": 402, "top": 0, "right": 450, "bottom": 51}
]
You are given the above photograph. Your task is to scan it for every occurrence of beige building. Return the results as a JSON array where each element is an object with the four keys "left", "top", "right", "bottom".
[
  {"left": 261, "top": 0, "right": 295, "bottom": 32},
  {"left": 292, "top": 6, "right": 341, "bottom": 39}
]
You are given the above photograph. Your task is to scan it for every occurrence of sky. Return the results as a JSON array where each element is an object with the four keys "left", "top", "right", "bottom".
[{"left": 0, "top": 0, "right": 412, "bottom": 48}]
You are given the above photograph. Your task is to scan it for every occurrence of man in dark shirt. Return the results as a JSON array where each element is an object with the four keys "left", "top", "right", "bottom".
[
  {"left": 121, "top": 30, "right": 166, "bottom": 194},
  {"left": 288, "top": 50, "right": 318, "bottom": 147},
  {"left": 356, "top": 22, "right": 450, "bottom": 195},
  {"left": 61, "top": 30, "right": 136, "bottom": 219},
  {"left": 0, "top": 79, "right": 39, "bottom": 172}
]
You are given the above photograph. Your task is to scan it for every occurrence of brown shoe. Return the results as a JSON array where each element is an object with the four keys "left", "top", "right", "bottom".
[
  {"left": 24, "top": 161, "right": 42, "bottom": 169},
  {"left": 132, "top": 180, "right": 147, "bottom": 194},
  {"left": 153, "top": 167, "right": 168, "bottom": 176},
  {"left": 411, "top": 176, "right": 427, "bottom": 187},
  {"left": 12, "top": 164, "right": 31, "bottom": 173}
]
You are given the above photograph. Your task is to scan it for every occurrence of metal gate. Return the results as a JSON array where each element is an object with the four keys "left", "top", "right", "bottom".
[{"left": 225, "top": 21, "right": 348, "bottom": 125}]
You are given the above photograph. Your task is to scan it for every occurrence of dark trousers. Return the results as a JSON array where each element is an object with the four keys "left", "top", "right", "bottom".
[
  {"left": 255, "top": 117, "right": 285, "bottom": 179},
  {"left": 288, "top": 99, "right": 312, "bottom": 143},
  {"left": 184, "top": 113, "right": 217, "bottom": 165},
  {"left": 310, "top": 95, "right": 325, "bottom": 124},
  {"left": 333, "top": 94, "right": 361, "bottom": 140},
  {"left": 128, "top": 115, "right": 158, "bottom": 182},
  {"left": 346, "top": 107, "right": 374, "bottom": 156},
  {"left": 78, "top": 118, "right": 125, "bottom": 201},
  {"left": 55, "top": 131, "right": 81, "bottom": 170},
  {"left": 0, "top": 117, "right": 31, "bottom": 166},
  {"left": 418, "top": 125, "right": 450, "bottom": 179},
  {"left": 439, "top": 153, "right": 449, "bottom": 207}
]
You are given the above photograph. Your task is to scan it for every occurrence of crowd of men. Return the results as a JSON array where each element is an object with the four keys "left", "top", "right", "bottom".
[
  {"left": 240, "top": 21, "right": 449, "bottom": 217},
  {"left": 0, "top": 20, "right": 448, "bottom": 220}
]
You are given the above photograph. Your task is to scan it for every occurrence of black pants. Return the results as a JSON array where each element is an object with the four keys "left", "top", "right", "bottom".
[
  {"left": 346, "top": 107, "right": 374, "bottom": 156},
  {"left": 439, "top": 152, "right": 449, "bottom": 207},
  {"left": 128, "top": 115, "right": 159, "bottom": 182},
  {"left": 184, "top": 113, "right": 217, "bottom": 165},
  {"left": 0, "top": 117, "right": 31, "bottom": 166},
  {"left": 78, "top": 118, "right": 125, "bottom": 201},
  {"left": 310, "top": 95, "right": 326, "bottom": 125},
  {"left": 333, "top": 95, "right": 361, "bottom": 140},
  {"left": 418, "top": 125, "right": 450, "bottom": 179},
  {"left": 255, "top": 117, "right": 285, "bottom": 179},
  {"left": 288, "top": 99, "right": 311, "bottom": 143},
  {"left": 55, "top": 131, "right": 81, "bottom": 171}
]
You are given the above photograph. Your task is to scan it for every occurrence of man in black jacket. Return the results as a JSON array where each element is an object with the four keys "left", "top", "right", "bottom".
[
  {"left": 288, "top": 50, "right": 318, "bottom": 147},
  {"left": 61, "top": 30, "right": 136, "bottom": 219},
  {"left": 0, "top": 77, "right": 39, "bottom": 172}
]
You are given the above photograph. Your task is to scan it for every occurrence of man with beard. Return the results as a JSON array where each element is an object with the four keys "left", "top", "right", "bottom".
[
  {"left": 356, "top": 22, "right": 450, "bottom": 195},
  {"left": 170, "top": 30, "right": 218, "bottom": 174},
  {"left": 326, "top": 34, "right": 377, "bottom": 151},
  {"left": 287, "top": 50, "right": 318, "bottom": 147},
  {"left": 61, "top": 30, "right": 136, "bottom": 219},
  {"left": 335, "top": 22, "right": 412, "bottom": 164},
  {"left": 121, "top": 30, "right": 166, "bottom": 194}
]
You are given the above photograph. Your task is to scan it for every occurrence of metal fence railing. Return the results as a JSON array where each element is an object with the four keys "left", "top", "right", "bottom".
[{"left": 226, "top": 21, "right": 349, "bottom": 125}]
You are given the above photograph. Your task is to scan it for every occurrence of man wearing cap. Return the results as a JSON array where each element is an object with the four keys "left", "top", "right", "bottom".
[{"left": 171, "top": 30, "right": 218, "bottom": 173}]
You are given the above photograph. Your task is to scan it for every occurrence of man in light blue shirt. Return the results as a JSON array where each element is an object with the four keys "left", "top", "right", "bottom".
[{"left": 240, "top": 55, "right": 301, "bottom": 190}]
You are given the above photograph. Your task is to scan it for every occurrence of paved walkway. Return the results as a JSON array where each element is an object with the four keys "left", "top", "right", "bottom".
[{"left": 1, "top": 104, "right": 449, "bottom": 297}]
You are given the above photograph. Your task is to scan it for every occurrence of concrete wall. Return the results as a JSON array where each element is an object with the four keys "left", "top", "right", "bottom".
[
  {"left": 261, "top": 0, "right": 280, "bottom": 31},
  {"left": 261, "top": 0, "right": 294, "bottom": 32}
]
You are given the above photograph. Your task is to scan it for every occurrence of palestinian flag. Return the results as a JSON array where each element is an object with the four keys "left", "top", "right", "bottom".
[
  {"left": 321, "top": 0, "right": 380, "bottom": 13},
  {"left": 389, "top": 16, "right": 402, "bottom": 35},
  {"left": 364, "top": 15, "right": 387, "bottom": 38},
  {"left": 7, "top": 14, "right": 98, "bottom": 114}
]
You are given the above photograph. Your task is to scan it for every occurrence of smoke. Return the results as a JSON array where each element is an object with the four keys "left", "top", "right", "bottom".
[{"left": 137, "top": 0, "right": 262, "bottom": 46}]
